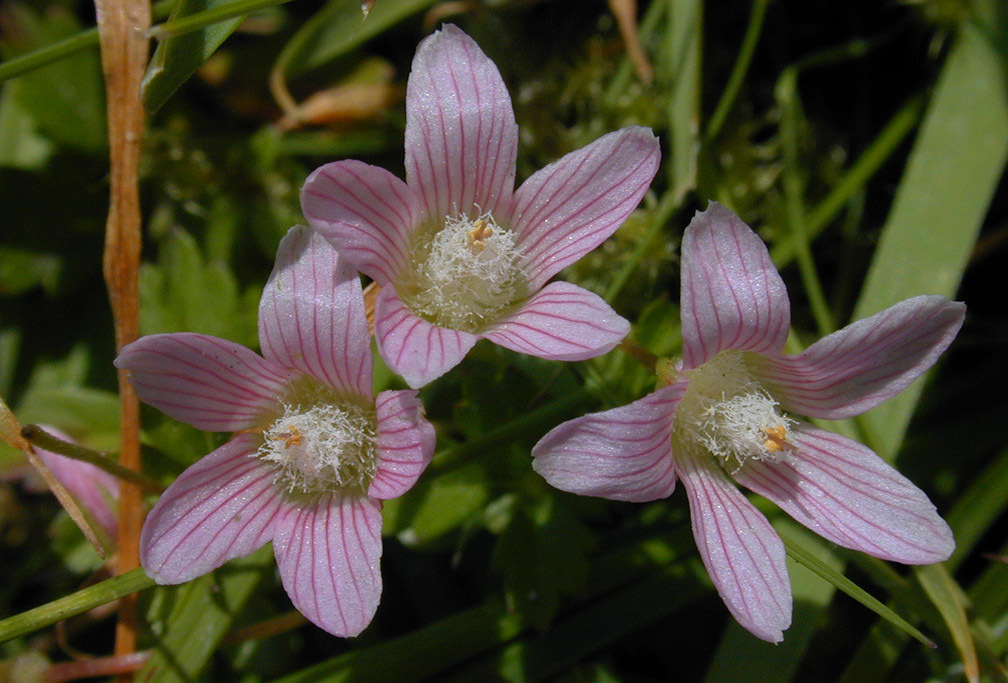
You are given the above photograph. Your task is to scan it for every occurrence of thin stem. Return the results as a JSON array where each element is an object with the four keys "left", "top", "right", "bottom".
[
  {"left": 617, "top": 339, "right": 659, "bottom": 372},
  {"left": 604, "top": 190, "right": 679, "bottom": 304},
  {"left": 21, "top": 425, "right": 164, "bottom": 494},
  {"left": 704, "top": 0, "right": 769, "bottom": 142},
  {"left": 0, "top": 568, "right": 155, "bottom": 643},
  {"left": 147, "top": 0, "right": 292, "bottom": 38},
  {"left": 222, "top": 611, "right": 308, "bottom": 644}
]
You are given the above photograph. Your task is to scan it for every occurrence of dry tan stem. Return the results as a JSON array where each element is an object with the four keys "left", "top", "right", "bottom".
[
  {"left": 93, "top": 0, "right": 149, "bottom": 676},
  {"left": 0, "top": 398, "right": 110, "bottom": 558},
  {"left": 608, "top": 0, "right": 653, "bottom": 85}
]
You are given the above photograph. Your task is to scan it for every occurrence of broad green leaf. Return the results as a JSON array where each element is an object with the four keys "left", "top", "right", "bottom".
[
  {"left": 0, "top": 568, "right": 155, "bottom": 642},
  {"left": 915, "top": 564, "right": 979, "bottom": 683},
  {"left": 0, "top": 3, "right": 106, "bottom": 151},
  {"left": 142, "top": 547, "right": 273, "bottom": 683},
  {"left": 383, "top": 461, "right": 490, "bottom": 544},
  {"left": 278, "top": 0, "right": 440, "bottom": 78},
  {"left": 143, "top": 0, "right": 245, "bottom": 114},
  {"left": 853, "top": 11, "right": 1008, "bottom": 458}
]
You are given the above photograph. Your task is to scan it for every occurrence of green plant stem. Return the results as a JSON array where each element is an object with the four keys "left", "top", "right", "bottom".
[
  {"left": 0, "top": 0, "right": 172, "bottom": 83},
  {"left": 770, "top": 95, "right": 924, "bottom": 268},
  {"left": 148, "top": 0, "right": 291, "bottom": 39},
  {"left": 704, "top": 0, "right": 769, "bottom": 142},
  {"left": 22, "top": 424, "right": 164, "bottom": 493},
  {"left": 0, "top": 568, "right": 155, "bottom": 643},
  {"left": 604, "top": 190, "right": 679, "bottom": 304}
]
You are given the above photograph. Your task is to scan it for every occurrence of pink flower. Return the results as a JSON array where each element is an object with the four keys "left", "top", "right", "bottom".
[
  {"left": 301, "top": 25, "right": 659, "bottom": 388},
  {"left": 115, "top": 226, "right": 435, "bottom": 637},
  {"left": 532, "top": 202, "right": 964, "bottom": 642}
]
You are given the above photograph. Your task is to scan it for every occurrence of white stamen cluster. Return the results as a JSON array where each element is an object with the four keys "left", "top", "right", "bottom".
[
  {"left": 673, "top": 351, "right": 795, "bottom": 473},
  {"left": 258, "top": 400, "right": 376, "bottom": 496},
  {"left": 402, "top": 210, "right": 527, "bottom": 332}
]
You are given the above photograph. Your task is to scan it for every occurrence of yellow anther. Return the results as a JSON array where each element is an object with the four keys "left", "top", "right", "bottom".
[
  {"left": 466, "top": 218, "right": 493, "bottom": 252},
  {"left": 762, "top": 424, "right": 791, "bottom": 453},
  {"left": 272, "top": 425, "right": 304, "bottom": 449}
]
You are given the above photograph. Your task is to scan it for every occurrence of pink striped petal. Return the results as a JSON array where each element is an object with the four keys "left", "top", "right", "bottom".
[
  {"left": 140, "top": 434, "right": 283, "bottom": 583},
  {"left": 752, "top": 296, "right": 966, "bottom": 420},
  {"left": 373, "top": 287, "right": 478, "bottom": 388},
  {"left": 680, "top": 203, "right": 790, "bottom": 370},
  {"left": 34, "top": 427, "right": 119, "bottom": 539},
  {"left": 259, "top": 226, "right": 373, "bottom": 398},
  {"left": 532, "top": 384, "right": 684, "bottom": 502},
  {"left": 301, "top": 160, "right": 423, "bottom": 285},
  {"left": 482, "top": 282, "right": 630, "bottom": 361},
  {"left": 368, "top": 390, "right": 436, "bottom": 500},
  {"left": 510, "top": 127, "right": 660, "bottom": 288},
  {"left": 734, "top": 425, "right": 954, "bottom": 564},
  {"left": 115, "top": 333, "right": 292, "bottom": 431},
  {"left": 405, "top": 24, "right": 517, "bottom": 219},
  {"left": 273, "top": 493, "right": 383, "bottom": 637},
  {"left": 677, "top": 448, "right": 791, "bottom": 643}
]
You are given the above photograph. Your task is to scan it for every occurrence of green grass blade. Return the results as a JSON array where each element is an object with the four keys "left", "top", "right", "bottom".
[{"left": 852, "top": 16, "right": 1008, "bottom": 459}]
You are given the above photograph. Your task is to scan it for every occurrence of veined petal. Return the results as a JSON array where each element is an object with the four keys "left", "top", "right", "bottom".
[
  {"left": 373, "top": 287, "right": 478, "bottom": 388},
  {"left": 735, "top": 425, "right": 954, "bottom": 564},
  {"left": 680, "top": 203, "right": 790, "bottom": 370},
  {"left": 532, "top": 384, "right": 684, "bottom": 502},
  {"left": 405, "top": 24, "right": 517, "bottom": 219},
  {"left": 302, "top": 160, "right": 422, "bottom": 285},
  {"left": 677, "top": 448, "right": 791, "bottom": 643},
  {"left": 115, "top": 333, "right": 291, "bottom": 431},
  {"left": 510, "top": 127, "right": 660, "bottom": 288},
  {"left": 273, "top": 493, "right": 383, "bottom": 638},
  {"left": 368, "top": 390, "right": 436, "bottom": 500},
  {"left": 482, "top": 282, "right": 630, "bottom": 361},
  {"left": 259, "top": 226, "right": 373, "bottom": 398},
  {"left": 140, "top": 434, "right": 283, "bottom": 583},
  {"left": 753, "top": 296, "right": 966, "bottom": 419}
]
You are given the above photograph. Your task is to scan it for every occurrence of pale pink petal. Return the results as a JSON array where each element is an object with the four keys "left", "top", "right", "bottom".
[
  {"left": 34, "top": 427, "right": 119, "bottom": 539},
  {"left": 510, "top": 127, "right": 660, "bottom": 288},
  {"left": 735, "top": 425, "right": 954, "bottom": 564},
  {"left": 680, "top": 202, "right": 790, "bottom": 370},
  {"left": 482, "top": 282, "right": 630, "bottom": 361},
  {"left": 115, "top": 333, "right": 292, "bottom": 431},
  {"left": 368, "top": 390, "right": 436, "bottom": 500},
  {"left": 404, "top": 24, "right": 517, "bottom": 219},
  {"left": 301, "top": 160, "right": 423, "bottom": 285},
  {"left": 259, "top": 226, "right": 373, "bottom": 398},
  {"left": 140, "top": 434, "right": 284, "bottom": 583},
  {"left": 532, "top": 384, "right": 684, "bottom": 502},
  {"left": 273, "top": 493, "right": 383, "bottom": 638},
  {"left": 373, "top": 287, "right": 478, "bottom": 389},
  {"left": 751, "top": 296, "right": 966, "bottom": 420},
  {"left": 676, "top": 448, "right": 791, "bottom": 643}
]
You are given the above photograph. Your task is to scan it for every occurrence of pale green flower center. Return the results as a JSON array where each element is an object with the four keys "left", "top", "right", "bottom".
[
  {"left": 398, "top": 210, "right": 529, "bottom": 332},
  {"left": 672, "top": 350, "right": 794, "bottom": 473},
  {"left": 257, "top": 381, "right": 376, "bottom": 497}
]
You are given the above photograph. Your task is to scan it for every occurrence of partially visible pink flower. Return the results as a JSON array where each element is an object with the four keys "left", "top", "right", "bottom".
[
  {"left": 533, "top": 202, "right": 964, "bottom": 642},
  {"left": 115, "top": 226, "right": 435, "bottom": 637},
  {"left": 301, "top": 25, "right": 659, "bottom": 388},
  {"left": 24, "top": 427, "right": 119, "bottom": 539}
]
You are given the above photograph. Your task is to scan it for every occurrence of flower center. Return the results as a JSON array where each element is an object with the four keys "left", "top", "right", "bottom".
[
  {"left": 398, "top": 210, "right": 529, "bottom": 332},
  {"left": 257, "top": 391, "right": 377, "bottom": 497},
  {"left": 672, "top": 351, "right": 795, "bottom": 473}
]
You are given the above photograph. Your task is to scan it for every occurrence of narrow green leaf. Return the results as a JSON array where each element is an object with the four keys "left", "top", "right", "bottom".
[
  {"left": 143, "top": 0, "right": 246, "bottom": 114},
  {"left": 944, "top": 444, "right": 1008, "bottom": 570},
  {"left": 915, "top": 564, "right": 979, "bottom": 682},
  {"left": 852, "top": 15, "right": 1008, "bottom": 458},
  {"left": 278, "top": 0, "right": 440, "bottom": 78},
  {"left": 782, "top": 536, "right": 934, "bottom": 648},
  {"left": 142, "top": 547, "right": 273, "bottom": 683},
  {"left": 0, "top": 568, "right": 155, "bottom": 643},
  {"left": 659, "top": 0, "right": 701, "bottom": 203}
]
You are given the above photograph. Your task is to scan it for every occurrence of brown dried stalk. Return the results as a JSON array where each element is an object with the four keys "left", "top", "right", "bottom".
[{"left": 93, "top": 0, "right": 150, "bottom": 676}]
